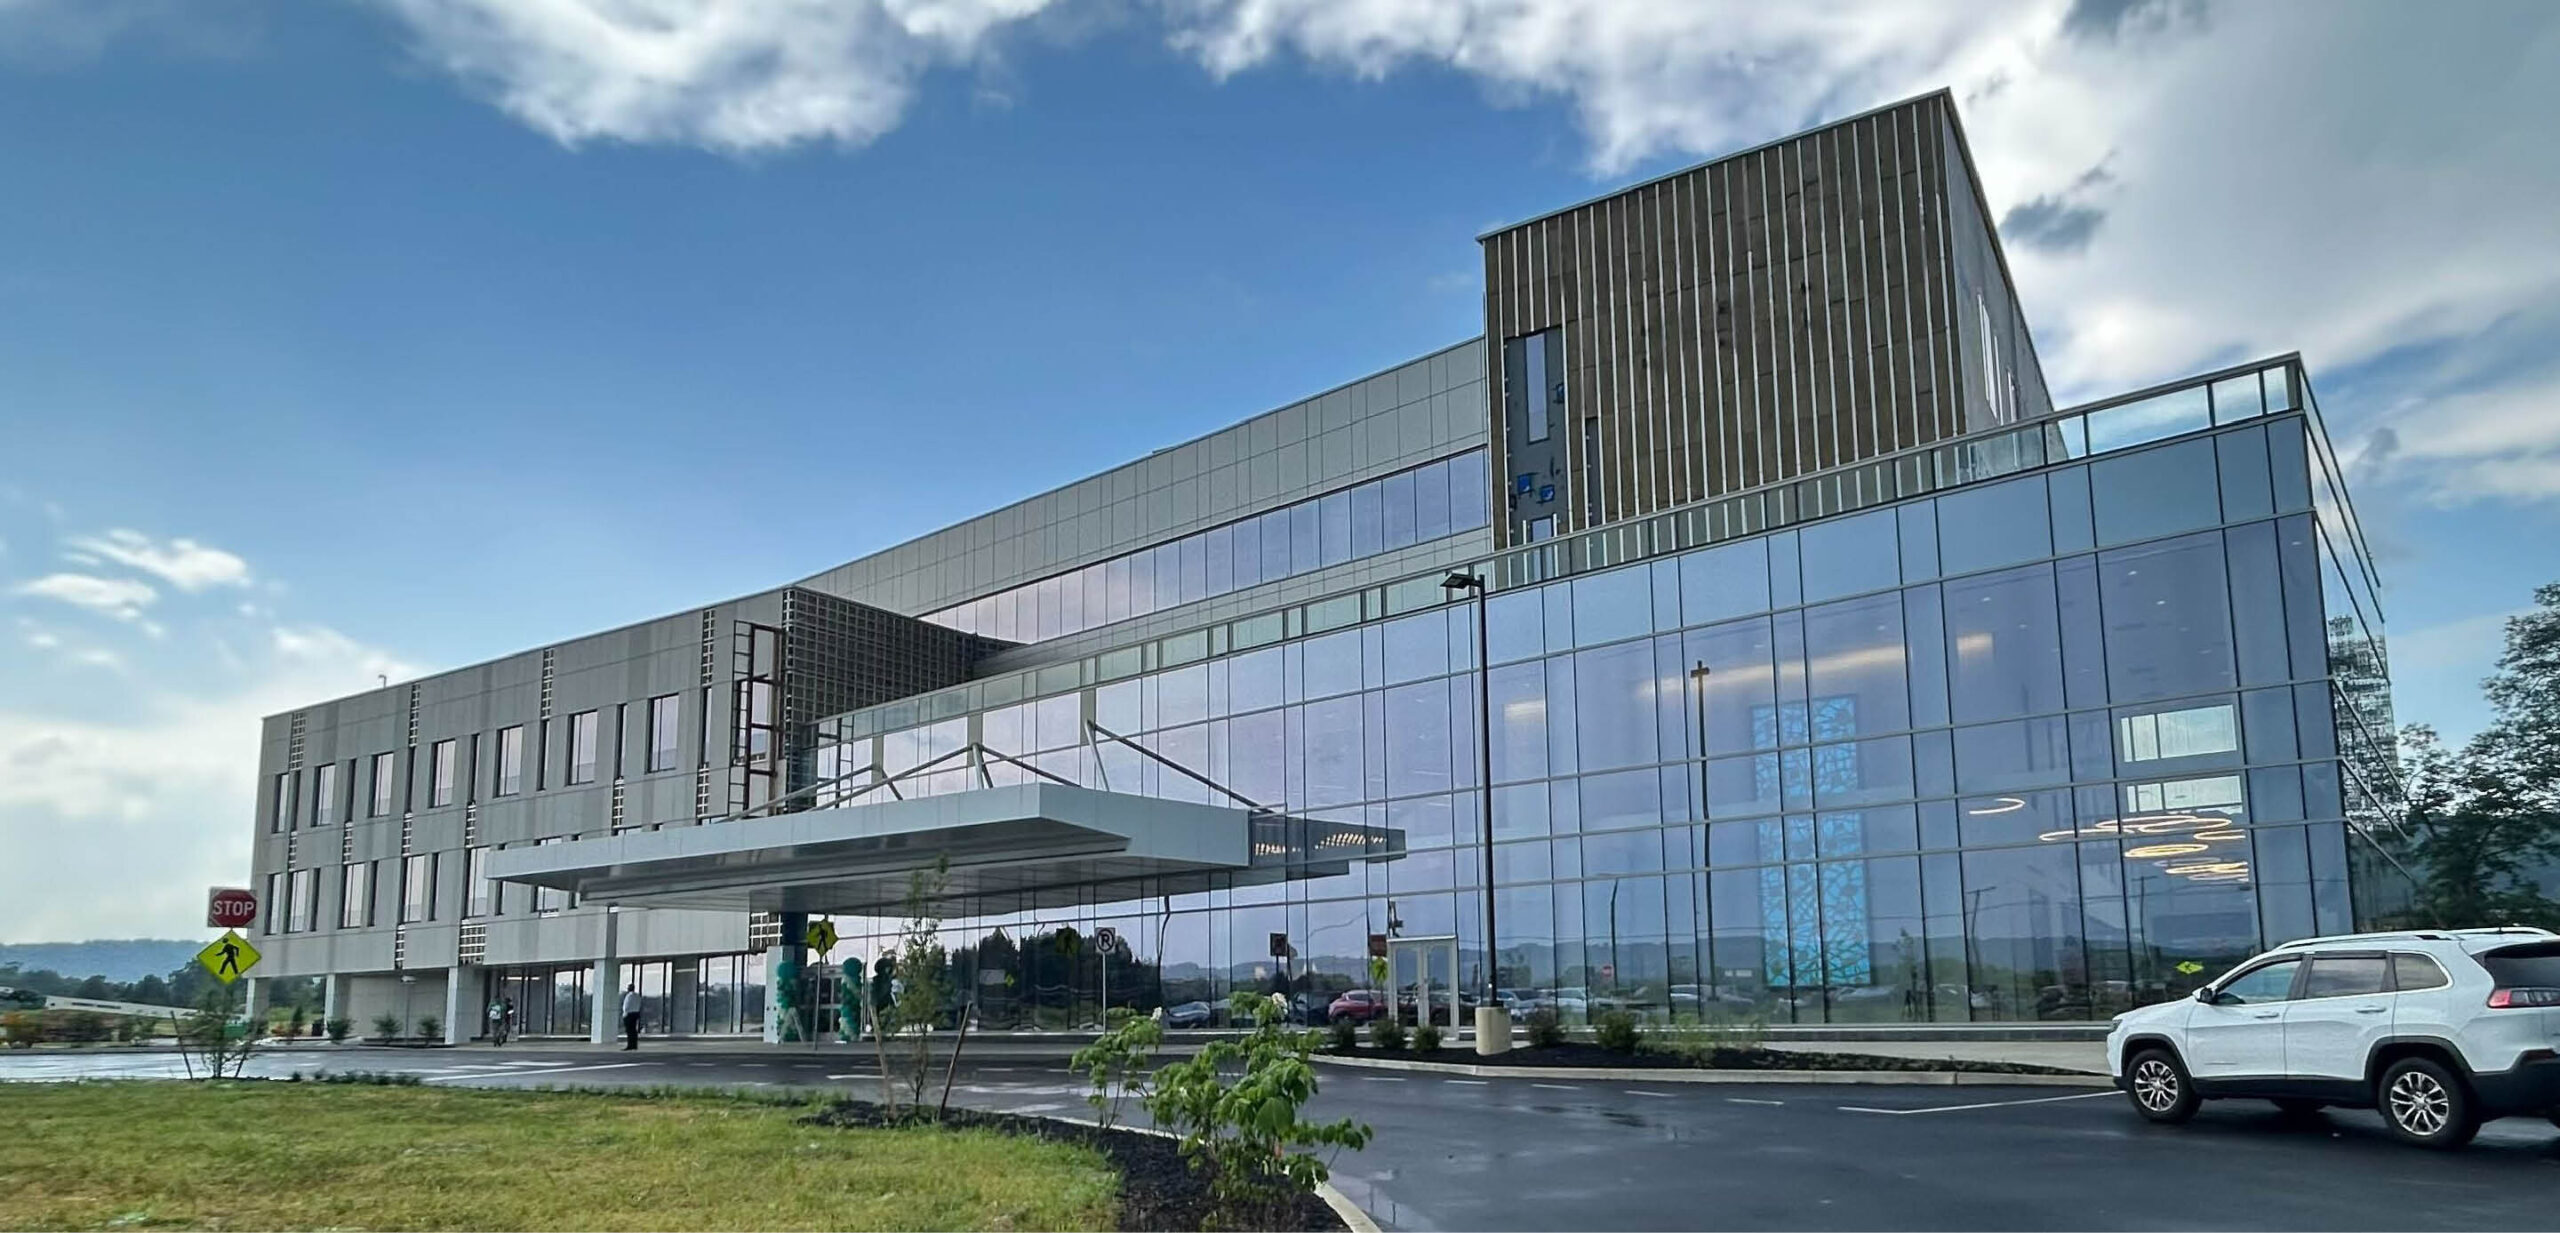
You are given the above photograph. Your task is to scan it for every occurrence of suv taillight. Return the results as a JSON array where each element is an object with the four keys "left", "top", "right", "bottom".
[{"left": 2486, "top": 987, "right": 2560, "bottom": 1009}]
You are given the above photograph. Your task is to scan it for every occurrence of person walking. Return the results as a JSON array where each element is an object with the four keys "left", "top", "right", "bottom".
[
  {"left": 619, "top": 984, "right": 642, "bottom": 1051},
  {"left": 486, "top": 995, "right": 508, "bottom": 1045}
]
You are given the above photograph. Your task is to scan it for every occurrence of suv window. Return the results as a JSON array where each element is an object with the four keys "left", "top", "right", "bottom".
[
  {"left": 2218, "top": 959, "right": 2300, "bottom": 1004},
  {"left": 2390, "top": 953, "right": 2450, "bottom": 991},
  {"left": 2300, "top": 955, "right": 2389, "bottom": 999},
  {"left": 2479, "top": 942, "right": 2560, "bottom": 988}
]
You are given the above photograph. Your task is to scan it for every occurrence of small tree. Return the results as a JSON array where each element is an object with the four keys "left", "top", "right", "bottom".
[
  {"left": 1071, "top": 1006, "right": 1164, "bottom": 1129},
  {"left": 885, "top": 857, "right": 954, "bottom": 1111},
  {"left": 324, "top": 1017, "right": 352, "bottom": 1044},
  {"left": 371, "top": 1013, "right": 404, "bottom": 1042},
  {"left": 176, "top": 988, "right": 259, "bottom": 1080},
  {"left": 1146, "top": 993, "right": 1371, "bottom": 1229},
  {"left": 416, "top": 1015, "right": 442, "bottom": 1043}
]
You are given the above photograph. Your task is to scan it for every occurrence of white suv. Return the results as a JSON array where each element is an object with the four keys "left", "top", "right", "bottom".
[{"left": 2107, "top": 927, "right": 2560, "bottom": 1148}]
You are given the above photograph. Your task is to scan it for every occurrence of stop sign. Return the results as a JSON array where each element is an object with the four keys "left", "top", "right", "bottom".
[{"left": 207, "top": 887, "right": 258, "bottom": 929}]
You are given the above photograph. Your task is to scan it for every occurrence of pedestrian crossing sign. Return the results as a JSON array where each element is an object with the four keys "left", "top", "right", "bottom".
[
  {"left": 197, "top": 930, "right": 261, "bottom": 985},
  {"left": 802, "top": 919, "right": 838, "bottom": 954}
]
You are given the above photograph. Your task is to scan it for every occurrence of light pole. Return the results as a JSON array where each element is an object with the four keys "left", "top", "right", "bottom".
[{"left": 1440, "top": 570, "right": 1508, "bottom": 1055}]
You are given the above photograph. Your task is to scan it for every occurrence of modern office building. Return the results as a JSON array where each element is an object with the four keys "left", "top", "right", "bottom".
[{"left": 243, "top": 91, "right": 2409, "bottom": 1041}]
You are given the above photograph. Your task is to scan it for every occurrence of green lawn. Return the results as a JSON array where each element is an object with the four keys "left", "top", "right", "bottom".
[{"left": 0, "top": 1082, "right": 1117, "bottom": 1231}]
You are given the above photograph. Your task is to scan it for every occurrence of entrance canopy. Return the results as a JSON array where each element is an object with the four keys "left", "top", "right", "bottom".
[{"left": 484, "top": 782, "right": 1272, "bottom": 916}]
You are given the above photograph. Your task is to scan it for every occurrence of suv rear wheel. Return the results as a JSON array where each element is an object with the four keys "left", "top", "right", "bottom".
[
  {"left": 2377, "top": 1057, "right": 2479, "bottom": 1149},
  {"left": 2127, "top": 1048, "right": 2198, "bottom": 1124}
]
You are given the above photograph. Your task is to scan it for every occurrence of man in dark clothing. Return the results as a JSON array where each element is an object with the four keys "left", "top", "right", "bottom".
[{"left": 620, "top": 984, "right": 642, "bottom": 1050}]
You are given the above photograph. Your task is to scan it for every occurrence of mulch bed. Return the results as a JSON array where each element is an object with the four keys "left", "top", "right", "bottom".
[
  {"left": 805, "top": 1100, "right": 1346, "bottom": 1232},
  {"left": 1335, "top": 1040, "right": 2086, "bottom": 1075}
]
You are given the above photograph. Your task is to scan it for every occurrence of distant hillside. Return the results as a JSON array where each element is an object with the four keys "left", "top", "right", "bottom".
[{"left": 0, "top": 939, "right": 201, "bottom": 984}]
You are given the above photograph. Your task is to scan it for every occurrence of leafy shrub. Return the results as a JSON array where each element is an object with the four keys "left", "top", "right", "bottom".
[
  {"left": 1145, "top": 993, "right": 1371, "bottom": 1229},
  {"left": 1411, "top": 1022, "right": 1443, "bottom": 1052},
  {"left": 1070, "top": 1006, "right": 1163, "bottom": 1130},
  {"left": 55, "top": 1010, "right": 111, "bottom": 1043},
  {"left": 1593, "top": 1010, "right": 1643, "bottom": 1054},
  {"left": 1326, "top": 1016, "right": 1359, "bottom": 1052},
  {"left": 1366, "top": 1018, "right": 1407, "bottom": 1051},
  {"left": 370, "top": 1014, "right": 403, "bottom": 1041},
  {"left": 415, "top": 1015, "right": 442, "bottom": 1042},
  {"left": 1, "top": 1011, "right": 42, "bottom": 1048},
  {"left": 310, "top": 1069, "right": 422, "bottom": 1086},
  {"left": 325, "top": 1018, "right": 353, "bottom": 1044},
  {"left": 1523, "top": 1008, "right": 1565, "bottom": 1049}
]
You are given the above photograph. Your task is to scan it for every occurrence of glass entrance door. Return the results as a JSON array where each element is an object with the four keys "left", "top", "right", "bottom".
[{"left": 1388, "top": 935, "right": 1459, "bottom": 1028}]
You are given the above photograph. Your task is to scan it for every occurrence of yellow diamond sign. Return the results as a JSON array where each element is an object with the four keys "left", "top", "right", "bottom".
[
  {"left": 802, "top": 919, "right": 838, "bottom": 955},
  {"left": 197, "top": 930, "right": 261, "bottom": 985}
]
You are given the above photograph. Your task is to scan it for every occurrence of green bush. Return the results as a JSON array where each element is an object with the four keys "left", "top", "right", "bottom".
[
  {"left": 1523, "top": 1008, "right": 1565, "bottom": 1049},
  {"left": 1, "top": 1010, "right": 42, "bottom": 1048},
  {"left": 370, "top": 1014, "right": 403, "bottom": 1041},
  {"left": 1366, "top": 1018, "right": 1407, "bottom": 1051},
  {"left": 1326, "top": 1016, "right": 1358, "bottom": 1052},
  {"left": 416, "top": 1015, "right": 442, "bottom": 1042},
  {"left": 1411, "top": 1022, "right": 1443, "bottom": 1052},
  {"left": 1145, "top": 993, "right": 1370, "bottom": 1229},
  {"left": 325, "top": 1017, "right": 353, "bottom": 1044},
  {"left": 55, "top": 1010, "right": 111, "bottom": 1043},
  {"left": 1593, "top": 1010, "right": 1643, "bottom": 1054},
  {"left": 1069, "top": 1006, "right": 1163, "bottom": 1130}
]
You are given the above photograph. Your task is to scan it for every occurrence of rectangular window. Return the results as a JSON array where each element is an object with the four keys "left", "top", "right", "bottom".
[
  {"left": 369, "top": 751, "right": 397, "bottom": 817},
  {"left": 2116, "top": 703, "right": 2240, "bottom": 765},
  {"left": 647, "top": 694, "right": 680, "bottom": 773},
  {"left": 339, "top": 862, "right": 371, "bottom": 929},
  {"left": 263, "top": 871, "right": 283, "bottom": 934},
  {"left": 534, "top": 837, "right": 567, "bottom": 914},
  {"left": 270, "top": 772, "right": 292, "bottom": 834},
  {"left": 466, "top": 845, "right": 495, "bottom": 918},
  {"left": 400, "top": 853, "right": 437, "bottom": 924},
  {"left": 312, "top": 763, "right": 339, "bottom": 827},
  {"left": 496, "top": 726, "right": 524, "bottom": 796},
  {"left": 287, "top": 867, "right": 317, "bottom": 933},
  {"left": 430, "top": 739, "right": 456, "bottom": 807}
]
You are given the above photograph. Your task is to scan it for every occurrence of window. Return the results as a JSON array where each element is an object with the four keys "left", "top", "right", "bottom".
[
  {"left": 400, "top": 852, "right": 437, "bottom": 923},
  {"left": 430, "top": 739, "right": 456, "bottom": 807},
  {"left": 2217, "top": 960, "right": 2299, "bottom": 1004},
  {"left": 2099, "top": 533, "right": 2237, "bottom": 703},
  {"left": 568, "top": 711, "right": 598, "bottom": 785},
  {"left": 287, "top": 867, "right": 317, "bottom": 933},
  {"left": 263, "top": 871, "right": 283, "bottom": 934},
  {"left": 2300, "top": 955, "right": 2389, "bottom": 999},
  {"left": 534, "top": 837, "right": 567, "bottom": 914},
  {"left": 2391, "top": 953, "right": 2450, "bottom": 992},
  {"left": 466, "top": 846, "right": 495, "bottom": 918},
  {"left": 339, "top": 862, "right": 372, "bottom": 929},
  {"left": 648, "top": 695, "right": 679, "bottom": 772},
  {"left": 1943, "top": 563, "right": 2064, "bottom": 724},
  {"left": 496, "top": 726, "right": 524, "bottom": 795},
  {"left": 369, "top": 751, "right": 397, "bottom": 817},
  {"left": 2115, "top": 703, "right": 2239, "bottom": 765},
  {"left": 312, "top": 763, "right": 339, "bottom": 827},
  {"left": 270, "top": 772, "right": 292, "bottom": 834}
]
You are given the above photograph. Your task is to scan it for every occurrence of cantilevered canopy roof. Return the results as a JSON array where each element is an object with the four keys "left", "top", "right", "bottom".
[{"left": 484, "top": 782, "right": 1270, "bottom": 916}]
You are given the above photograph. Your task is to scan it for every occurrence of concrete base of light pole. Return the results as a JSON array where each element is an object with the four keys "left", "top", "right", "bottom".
[{"left": 1474, "top": 1006, "right": 1513, "bottom": 1056}]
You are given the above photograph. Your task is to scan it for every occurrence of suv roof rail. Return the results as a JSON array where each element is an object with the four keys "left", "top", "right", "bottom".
[
  {"left": 2268, "top": 926, "right": 2560, "bottom": 951},
  {"left": 2269, "top": 930, "right": 2453, "bottom": 950}
]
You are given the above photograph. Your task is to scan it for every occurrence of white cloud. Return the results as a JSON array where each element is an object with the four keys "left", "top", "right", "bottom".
[
  {"left": 0, "top": 621, "right": 418, "bottom": 941},
  {"left": 372, "top": 0, "right": 1060, "bottom": 151},
  {"left": 64, "top": 528, "right": 251, "bottom": 591},
  {"left": 11, "top": 572, "right": 158, "bottom": 621}
]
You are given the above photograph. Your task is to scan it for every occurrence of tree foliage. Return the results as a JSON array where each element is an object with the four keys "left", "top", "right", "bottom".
[
  {"left": 2399, "top": 582, "right": 2560, "bottom": 930},
  {"left": 1145, "top": 992, "right": 1370, "bottom": 1229}
]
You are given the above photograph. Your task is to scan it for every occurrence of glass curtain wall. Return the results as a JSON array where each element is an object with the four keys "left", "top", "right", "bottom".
[{"left": 817, "top": 416, "right": 2389, "bottom": 1024}]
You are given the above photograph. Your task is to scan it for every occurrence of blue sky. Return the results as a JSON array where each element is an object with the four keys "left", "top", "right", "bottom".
[{"left": 5, "top": 0, "right": 2558, "bottom": 941}]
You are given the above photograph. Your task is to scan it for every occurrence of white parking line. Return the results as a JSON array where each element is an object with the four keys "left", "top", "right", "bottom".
[
  {"left": 1530, "top": 1083, "right": 1582, "bottom": 1092},
  {"left": 1725, "top": 1097, "right": 1784, "bottom": 1106},
  {"left": 826, "top": 1074, "right": 865, "bottom": 1080},
  {"left": 982, "top": 1067, "right": 1019, "bottom": 1073},
  {"left": 1624, "top": 1090, "right": 1676, "bottom": 1099},
  {"left": 688, "top": 1063, "right": 718, "bottom": 1068},
  {"left": 424, "top": 1062, "right": 644, "bottom": 1084},
  {"left": 1361, "top": 1076, "right": 1408, "bottom": 1082},
  {"left": 1839, "top": 1091, "right": 2117, "bottom": 1116},
  {"left": 1445, "top": 1079, "right": 1490, "bottom": 1086}
]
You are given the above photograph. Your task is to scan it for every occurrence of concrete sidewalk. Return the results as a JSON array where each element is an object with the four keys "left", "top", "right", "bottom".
[{"left": 1759, "top": 1038, "right": 2108, "bottom": 1073}]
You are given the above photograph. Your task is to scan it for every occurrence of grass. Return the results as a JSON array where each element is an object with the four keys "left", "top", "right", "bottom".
[{"left": 0, "top": 1081, "right": 1118, "bottom": 1231}]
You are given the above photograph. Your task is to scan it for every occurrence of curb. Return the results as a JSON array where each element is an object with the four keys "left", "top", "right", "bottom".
[{"left": 1312, "top": 1052, "right": 2113, "bottom": 1087}]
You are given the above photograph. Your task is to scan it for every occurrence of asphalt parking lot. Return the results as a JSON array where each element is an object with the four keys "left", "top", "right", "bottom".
[{"left": 7, "top": 1045, "right": 2556, "bottom": 1230}]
